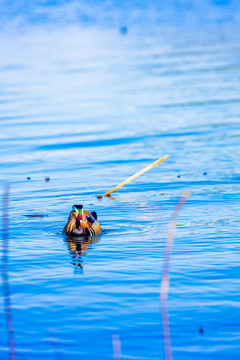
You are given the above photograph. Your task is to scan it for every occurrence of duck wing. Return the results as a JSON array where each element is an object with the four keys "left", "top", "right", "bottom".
[{"left": 91, "top": 220, "right": 102, "bottom": 235}]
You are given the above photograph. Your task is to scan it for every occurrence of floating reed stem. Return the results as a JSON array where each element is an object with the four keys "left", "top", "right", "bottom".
[{"left": 104, "top": 154, "right": 169, "bottom": 197}]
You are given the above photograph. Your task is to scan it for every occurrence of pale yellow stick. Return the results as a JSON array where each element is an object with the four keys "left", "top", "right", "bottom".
[{"left": 104, "top": 154, "right": 169, "bottom": 197}]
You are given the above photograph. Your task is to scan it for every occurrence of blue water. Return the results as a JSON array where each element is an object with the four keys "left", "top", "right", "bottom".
[{"left": 1, "top": 1, "right": 240, "bottom": 359}]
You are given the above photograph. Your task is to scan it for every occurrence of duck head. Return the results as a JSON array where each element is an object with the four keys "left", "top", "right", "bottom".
[{"left": 72, "top": 204, "right": 83, "bottom": 220}]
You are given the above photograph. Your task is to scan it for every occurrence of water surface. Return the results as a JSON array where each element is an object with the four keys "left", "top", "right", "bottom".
[{"left": 0, "top": 5, "right": 240, "bottom": 359}]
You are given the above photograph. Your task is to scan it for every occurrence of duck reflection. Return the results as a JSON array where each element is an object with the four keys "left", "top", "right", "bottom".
[{"left": 65, "top": 235, "right": 100, "bottom": 273}]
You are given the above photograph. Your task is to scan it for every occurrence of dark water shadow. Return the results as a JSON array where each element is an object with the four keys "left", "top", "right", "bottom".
[{"left": 64, "top": 235, "right": 100, "bottom": 274}]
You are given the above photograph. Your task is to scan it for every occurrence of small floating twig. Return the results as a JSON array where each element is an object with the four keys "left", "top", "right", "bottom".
[
  {"left": 2, "top": 184, "right": 16, "bottom": 360},
  {"left": 24, "top": 214, "right": 48, "bottom": 218},
  {"left": 160, "top": 192, "right": 189, "bottom": 360},
  {"left": 98, "top": 155, "right": 169, "bottom": 198}
]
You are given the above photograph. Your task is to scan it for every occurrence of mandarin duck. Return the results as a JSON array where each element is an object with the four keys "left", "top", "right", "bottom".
[{"left": 62, "top": 205, "right": 102, "bottom": 236}]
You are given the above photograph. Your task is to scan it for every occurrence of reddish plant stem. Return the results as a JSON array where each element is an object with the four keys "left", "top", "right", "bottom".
[
  {"left": 160, "top": 193, "right": 189, "bottom": 360},
  {"left": 2, "top": 185, "right": 16, "bottom": 360},
  {"left": 112, "top": 334, "right": 121, "bottom": 360},
  {"left": 49, "top": 336, "right": 64, "bottom": 360}
]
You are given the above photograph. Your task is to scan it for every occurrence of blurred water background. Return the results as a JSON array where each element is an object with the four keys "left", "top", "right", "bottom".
[{"left": 0, "top": 1, "right": 240, "bottom": 359}]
